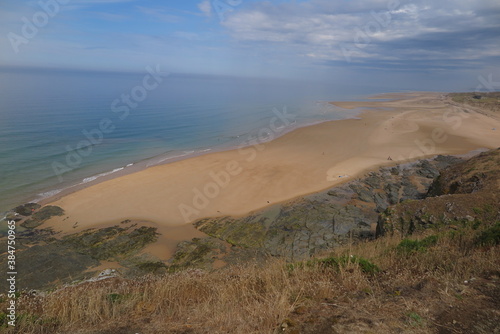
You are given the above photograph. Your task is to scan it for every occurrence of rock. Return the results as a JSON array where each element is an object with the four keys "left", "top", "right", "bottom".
[
  {"left": 390, "top": 167, "right": 400, "bottom": 175},
  {"left": 21, "top": 205, "right": 65, "bottom": 229},
  {"left": 428, "top": 148, "right": 500, "bottom": 196},
  {"left": 0, "top": 243, "right": 99, "bottom": 290},
  {"left": 63, "top": 225, "right": 159, "bottom": 260},
  {"left": 350, "top": 184, "right": 374, "bottom": 202},
  {"left": 373, "top": 192, "right": 389, "bottom": 212},
  {"left": 193, "top": 155, "right": 459, "bottom": 261},
  {"left": 13, "top": 203, "right": 41, "bottom": 216},
  {"left": 169, "top": 237, "right": 226, "bottom": 272},
  {"left": 365, "top": 174, "right": 382, "bottom": 189},
  {"left": 385, "top": 183, "right": 401, "bottom": 205},
  {"left": 416, "top": 160, "right": 440, "bottom": 178}
]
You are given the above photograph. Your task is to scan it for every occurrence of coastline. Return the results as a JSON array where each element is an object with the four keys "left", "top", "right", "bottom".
[
  {"left": 18, "top": 100, "right": 363, "bottom": 211},
  {"left": 36, "top": 91, "right": 500, "bottom": 259},
  {"left": 35, "top": 104, "right": 363, "bottom": 209}
]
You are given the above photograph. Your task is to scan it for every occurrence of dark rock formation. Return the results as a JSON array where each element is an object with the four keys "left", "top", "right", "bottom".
[
  {"left": 191, "top": 155, "right": 464, "bottom": 261},
  {"left": 0, "top": 221, "right": 160, "bottom": 290},
  {"left": 381, "top": 148, "right": 500, "bottom": 236},
  {"left": 21, "top": 205, "right": 65, "bottom": 229}
]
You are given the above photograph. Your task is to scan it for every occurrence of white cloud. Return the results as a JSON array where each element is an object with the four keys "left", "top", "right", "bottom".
[
  {"left": 220, "top": 0, "right": 500, "bottom": 67},
  {"left": 198, "top": 0, "right": 212, "bottom": 17},
  {"left": 137, "top": 6, "right": 182, "bottom": 23}
]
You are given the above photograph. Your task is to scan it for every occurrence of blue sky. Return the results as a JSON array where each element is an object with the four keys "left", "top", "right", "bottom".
[{"left": 1, "top": 0, "right": 499, "bottom": 90}]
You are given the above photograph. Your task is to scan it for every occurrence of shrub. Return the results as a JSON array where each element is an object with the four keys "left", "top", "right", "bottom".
[
  {"left": 289, "top": 255, "right": 379, "bottom": 275},
  {"left": 476, "top": 223, "right": 500, "bottom": 246},
  {"left": 396, "top": 235, "right": 438, "bottom": 254}
]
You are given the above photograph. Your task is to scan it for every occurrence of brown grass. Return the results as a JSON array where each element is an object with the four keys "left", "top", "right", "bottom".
[{"left": 3, "top": 226, "right": 499, "bottom": 333}]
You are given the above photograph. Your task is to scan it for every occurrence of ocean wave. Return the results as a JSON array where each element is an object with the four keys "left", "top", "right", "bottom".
[
  {"left": 81, "top": 167, "right": 125, "bottom": 184},
  {"left": 146, "top": 150, "right": 197, "bottom": 167},
  {"left": 33, "top": 189, "right": 64, "bottom": 202}
]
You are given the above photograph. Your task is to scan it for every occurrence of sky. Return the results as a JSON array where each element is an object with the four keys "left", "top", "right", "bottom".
[{"left": 1, "top": 0, "right": 500, "bottom": 90}]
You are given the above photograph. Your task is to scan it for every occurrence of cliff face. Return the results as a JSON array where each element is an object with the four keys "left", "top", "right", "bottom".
[
  {"left": 176, "top": 149, "right": 500, "bottom": 268},
  {"left": 186, "top": 155, "right": 465, "bottom": 263},
  {"left": 380, "top": 148, "right": 500, "bottom": 236}
]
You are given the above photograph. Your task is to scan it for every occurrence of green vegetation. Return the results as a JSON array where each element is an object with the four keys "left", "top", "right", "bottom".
[
  {"left": 476, "top": 222, "right": 500, "bottom": 246},
  {"left": 449, "top": 92, "right": 500, "bottom": 114},
  {"left": 396, "top": 235, "right": 438, "bottom": 254},
  {"left": 288, "top": 255, "right": 380, "bottom": 275},
  {"left": 63, "top": 225, "right": 159, "bottom": 260},
  {"left": 136, "top": 261, "right": 167, "bottom": 274},
  {"left": 407, "top": 312, "right": 424, "bottom": 327},
  {"left": 107, "top": 293, "right": 126, "bottom": 304},
  {"left": 3, "top": 223, "right": 498, "bottom": 334}
]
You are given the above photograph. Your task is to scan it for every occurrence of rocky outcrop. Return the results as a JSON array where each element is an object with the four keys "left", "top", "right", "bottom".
[
  {"left": 20, "top": 205, "right": 65, "bottom": 229},
  {"left": 0, "top": 220, "right": 160, "bottom": 290},
  {"left": 381, "top": 148, "right": 500, "bottom": 236},
  {"left": 192, "top": 155, "right": 463, "bottom": 260}
]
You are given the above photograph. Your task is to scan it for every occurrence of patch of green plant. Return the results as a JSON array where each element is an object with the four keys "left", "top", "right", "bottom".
[
  {"left": 341, "top": 256, "right": 380, "bottom": 274},
  {"left": 483, "top": 204, "right": 494, "bottom": 212},
  {"left": 396, "top": 235, "right": 438, "bottom": 254},
  {"left": 63, "top": 225, "right": 159, "bottom": 260},
  {"left": 16, "top": 313, "right": 41, "bottom": 325},
  {"left": 407, "top": 312, "right": 424, "bottom": 327},
  {"left": 476, "top": 223, "right": 500, "bottom": 246},
  {"left": 472, "top": 220, "right": 482, "bottom": 230},
  {"left": 107, "top": 293, "right": 125, "bottom": 304},
  {"left": 136, "top": 261, "right": 167, "bottom": 273},
  {"left": 0, "top": 312, "right": 7, "bottom": 328},
  {"left": 288, "top": 255, "right": 379, "bottom": 275}
]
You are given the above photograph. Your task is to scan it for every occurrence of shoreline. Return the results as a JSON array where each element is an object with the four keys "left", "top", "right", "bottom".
[
  {"left": 31, "top": 91, "right": 500, "bottom": 259},
  {"left": 35, "top": 103, "right": 364, "bottom": 209}
]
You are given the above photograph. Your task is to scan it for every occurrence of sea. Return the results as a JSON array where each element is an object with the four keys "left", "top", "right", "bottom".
[{"left": 0, "top": 68, "right": 395, "bottom": 217}]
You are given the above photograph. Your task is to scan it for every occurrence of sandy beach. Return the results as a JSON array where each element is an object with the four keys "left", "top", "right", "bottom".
[{"left": 43, "top": 92, "right": 500, "bottom": 258}]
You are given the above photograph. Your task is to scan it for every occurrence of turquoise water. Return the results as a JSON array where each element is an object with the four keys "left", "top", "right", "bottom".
[{"left": 0, "top": 68, "right": 386, "bottom": 215}]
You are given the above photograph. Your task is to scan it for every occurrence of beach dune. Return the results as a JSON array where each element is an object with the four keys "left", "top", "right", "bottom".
[{"left": 43, "top": 92, "right": 500, "bottom": 257}]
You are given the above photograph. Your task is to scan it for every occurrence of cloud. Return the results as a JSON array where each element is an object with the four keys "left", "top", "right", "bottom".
[
  {"left": 198, "top": 0, "right": 212, "bottom": 17},
  {"left": 220, "top": 0, "right": 500, "bottom": 71},
  {"left": 137, "top": 6, "right": 182, "bottom": 23}
]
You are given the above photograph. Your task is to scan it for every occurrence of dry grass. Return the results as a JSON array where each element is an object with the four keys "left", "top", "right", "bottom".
[{"left": 3, "top": 226, "right": 499, "bottom": 334}]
